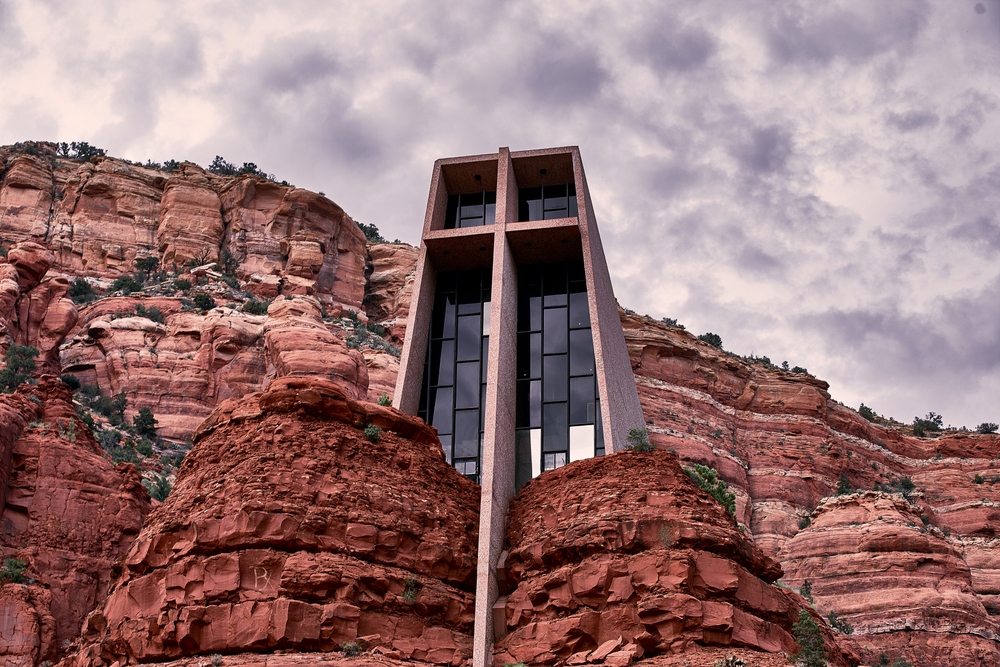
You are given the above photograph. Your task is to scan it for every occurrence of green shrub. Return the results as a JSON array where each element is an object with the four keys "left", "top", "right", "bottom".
[
  {"left": 1, "top": 345, "right": 38, "bottom": 392},
  {"left": 68, "top": 277, "right": 96, "bottom": 304},
  {"left": 913, "top": 412, "right": 943, "bottom": 436},
  {"left": 357, "top": 222, "right": 387, "bottom": 243},
  {"left": 173, "top": 278, "right": 192, "bottom": 291},
  {"left": 826, "top": 611, "right": 853, "bottom": 635},
  {"left": 977, "top": 422, "right": 999, "bottom": 434},
  {"left": 111, "top": 276, "right": 143, "bottom": 295},
  {"left": 193, "top": 293, "right": 216, "bottom": 311},
  {"left": 57, "top": 141, "right": 106, "bottom": 161},
  {"left": 133, "top": 407, "right": 158, "bottom": 437},
  {"left": 859, "top": 403, "right": 877, "bottom": 422},
  {"left": 60, "top": 374, "right": 81, "bottom": 391},
  {"left": 798, "top": 515, "right": 811, "bottom": 529},
  {"left": 698, "top": 332, "right": 723, "bottom": 349},
  {"left": 836, "top": 472, "right": 854, "bottom": 495},
  {"left": 685, "top": 463, "right": 737, "bottom": 517},
  {"left": 974, "top": 474, "right": 985, "bottom": 484},
  {"left": 143, "top": 473, "right": 172, "bottom": 501},
  {"left": 134, "top": 256, "right": 159, "bottom": 280},
  {"left": 98, "top": 430, "right": 122, "bottom": 451},
  {"left": 136, "top": 439, "right": 154, "bottom": 457},
  {"left": 242, "top": 299, "right": 270, "bottom": 315},
  {"left": 364, "top": 424, "right": 382, "bottom": 443},
  {"left": 660, "top": 317, "right": 685, "bottom": 330},
  {"left": 377, "top": 392, "right": 392, "bottom": 407},
  {"left": 341, "top": 639, "right": 368, "bottom": 656},
  {"left": 792, "top": 610, "right": 825, "bottom": 667},
  {"left": 0, "top": 558, "right": 28, "bottom": 584},
  {"left": 402, "top": 577, "right": 422, "bottom": 603},
  {"left": 625, "top": 427, "right": 654, "bottom": 452},
  {"left": 799, "top": 579, "right": 814, "bottom": 602}
]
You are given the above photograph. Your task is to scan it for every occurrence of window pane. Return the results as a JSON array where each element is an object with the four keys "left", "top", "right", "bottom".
[
  {"left": 440, "top": 435, "right": 452, "bottom": 463},
  {"left": 454, "top": 410, "right": 479, "bottom": 457},
  {"left": 457, "top": 315, "right": 480, "bottom": 360},
  {"left": 485, "top": 203, "right": 496, "bottom": 226},
  {"left": 569, "top": 292, "right": 590, "bottom": 328},
  {"left": 543, "top": 263, "right": 567, "bottom": 297},
  {"left": 530, "top": 333, "right": 541, "bottom": 378},
  {"left": 480, "top": 385, "right": 487, "bottom": 430},
  {"left": 543, "top": 354, "right": 568, "bottom": 402},
  {"left": 519, "top": 264, "right": 541, "bottom": 287},
  {"left": 543, "top": 307, "right": 568, "bottom": 354},
  {"left": 515, "top": 429, "right": 534, "bottom": 491},
  {"left": 432, "top": 293, "right": 456, "bottom": 339},
  {"left": 543, "top": 204, "right": 568, "bottom": 219},
  {"left": 519, "top": 187, "right": 542, "bottom": 221},
  {"left": 482, "top": 303, "right": 491, "bottom": 335},
  {"left": 518, "top": 287, "right": 541, "bottom": 332},
  {"left": 543, "top": 452, "right": 567, "bottom": 471},
  {"left": 431, "top": 387, "right": 452, "bottom": 434},
  {"left": 430, "top": 340, "right": 454, "bottom": 386},
  {"left": 569, "top": 425, "right": 594, "bottom": 462},
  {"left": 570, "top": 329, "right": 594, "bottom": 376},
  {"left": 568, "top": 193, "right": 578, "bottom": 217},
  {"left": 445, "top": 195, "right": 459, "bottom": 229},
  {"left": 458, "top": 272, "right": 480, "bottom": 304},
  {"left": 542, "top": 402, "right": 568, "bottom": 452},
  {"left": 545, "top": 184, "right": 567, "bottom": 198},
  {"left": 456, "top": 362, "right": 479, "bottom": 408},
  {"left": 482, "top": 336, "right": 490, "bottom": 374},
  {"left": 570, "top": 376, "right": 595, "bottom": 424},
  {"left": 529, "top": 380, "right": 541, "bottom": 427}
]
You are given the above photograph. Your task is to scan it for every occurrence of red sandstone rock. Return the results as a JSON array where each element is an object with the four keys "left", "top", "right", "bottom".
[
  {"left": 364, "top": 243, "right": 419, "bottom": 343},
  {"left": 493, "top": 449, "right": 859, "bottom": 667},
  {"left": 61, "top": 377, "right": 480, "bottom": 666},
  {"left": 0, "top": 378, "right": 152, "bottom": 664}
]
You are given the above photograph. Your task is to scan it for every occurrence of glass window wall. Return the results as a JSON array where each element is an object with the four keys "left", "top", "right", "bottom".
[
  {"left": 445, "top": 191, "right": 496, "bottom": 229},
  {"left": 418, "top": 268, "right": 492, "bottom": 482},
  {"left": 518, "top": 183, "right": 579, "bottom": 221}
]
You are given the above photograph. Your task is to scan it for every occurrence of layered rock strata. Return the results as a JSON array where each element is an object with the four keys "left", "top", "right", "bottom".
[
  {"left": 0, "top": 378, "right": 151, "bottom": 665},
  {"left": 0, "top": 145, "right": 367, "bottom": 312},
  {"left": 63, "top": 377, "right": 481, "bottom": 666},
  {"left": 493, "top": 449, "right": 859, "bottom": 667}
]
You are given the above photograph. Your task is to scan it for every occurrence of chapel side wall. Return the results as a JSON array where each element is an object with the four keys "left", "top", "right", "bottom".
[{"left": 573, "top": 150, "right": 645, "bottom": 452}]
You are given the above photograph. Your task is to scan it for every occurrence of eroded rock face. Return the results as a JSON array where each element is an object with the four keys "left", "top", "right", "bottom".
[
  {"left": 60, "top": 294, "right": 368, "bottom": 440},
  {"left": 364, "top": 243, "right": 418, "bottom": 343},
  {"left": 63, "top": 377, "right": 480, "bottom": 666},
  {"left": 0, "top": 146, "right": 367, "bottom": 311},
  {"left": 0, "top": 378, "right": 151, "bottom": 665},
  {"left": 493, "top": 450, "right": 859, "bottom": 667},
  {"left": 0, "top": 241, "right": 78, "bottom": 373},
  {"left": 781, "top": 491, "right": 1000, "bottom": 666}
]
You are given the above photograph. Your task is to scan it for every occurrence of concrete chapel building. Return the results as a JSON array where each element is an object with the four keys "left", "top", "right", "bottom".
[{"left": 393, "top": 146, "right": 645, "bottom": 665}]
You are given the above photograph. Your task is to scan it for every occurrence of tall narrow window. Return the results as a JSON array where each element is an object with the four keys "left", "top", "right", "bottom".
[
  {"left": 445, "top": 191, "right": 497, "bottom": 229},
  {"left": 419, "top": 268, "right": 492, "bottom": 482},
  {"left": 514, "top": 260, "right": 599, "bottom": 490}
]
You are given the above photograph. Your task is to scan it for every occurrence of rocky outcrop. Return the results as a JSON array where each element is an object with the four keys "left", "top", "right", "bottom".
[
  {"left": 0, "top": 378, "right": 152, "bottom": 665},
  {"left": 781, "top": 491, "right": 1000, "bottom": 666},
  {"left": 364, "top": 243, "right": 418, "bottom": 343},
  {"left": 0, "top": 145, "right": 367, "bottom": 311},
  {"left": 0, "top": 241, "right": 78, "bottom": 371},
  {"left": 63, "top": 377, "right": 481, "bottom": 666},
  {"left": 60, "top": 294, "right": 369, "bottom": 441},
  {"left": 493, "top": 449, "right": 859, "bottom": 667}
]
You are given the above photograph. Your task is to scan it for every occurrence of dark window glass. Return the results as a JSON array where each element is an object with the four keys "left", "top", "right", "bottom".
[
  {"left": 431, "top": 293, "right": 456, "bottom": 339},
  {"left": 458, "top": 272, "right": 480, "bottom": 305},
  {"left": 430, "top": 340, "right": 455, "bottom": 386},
  {"left": 515, "top": 429, "right": 534, "bottom": 491},
  {"left": 595, "top": 399, "right": 604, "bottom": 451},
  {"left": 454, "top": 410, "right": 479, "bottom": 457},
  {"left": 568, "top": 184, "right": 578, "bottom": 217},
  {"left": 445, "top": 195, "right": 459, "bottom": 229},
  {"left": 480, "top": 385, "right": 487, "bottom": 430},
  {"left": 519, "top": 264, "right": 541, "bottom": 287},
  {"left": 456, "top": 362, "right": 479, "bottom": 408},
  {"left": 485, "top": 191, "right": 496, "bottom": 226},
  {"left": 569, "top": 292, "right": 590, "bottom": 328},
  {"left": 519, "top": 186, "right": 542, "bottom": 221},
  {"left": 543, "top": 263, "right": 567, "bottom": 298},
  {"left": 543, "top": 354, "right": 568, "bottom": 402},
  {"left": 570, "top": 329, "right": 595, "bottom": 376},
  {"left": 529, "top": 333, "right": 541, "bottom": 378},
  {"left": 568, "top": 261, "right": 585, "bottom": 286},
  {"left": 516, "top": 380, "right": 530, "bottom": 427},
  {"left": 482, "top": 337, "right": 490, "bottom": 375},
  {"left": 570, "top": 376, "right": 595, "bottom": 425},
  {"left": 457, "top": 315, "right": 480, "bottom": 360},
  {"left": 440, "top": 435, "right": 452, "bottom": 463},
  {"left": 517, "top": 333, "right": 541, "bottom": 379},
  {"left": 542, "top": 403, "right": 568, "bottom": 452},
  {"left": 431, "top": 387, "right": 452, "bottom": 434},
  {"left": 543, "top": 307, "right": 567, "bottom": 354},
  {"left": 519, "top": 288, "right": 541, "bottom": 332},
  {"left": 529, "top": 380, "right": 541, "bottom": 427}
]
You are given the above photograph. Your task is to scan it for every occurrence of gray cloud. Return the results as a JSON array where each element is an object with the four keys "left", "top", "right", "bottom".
[{"left": 886, "top": 109, "right": 939, "bottom": 132}]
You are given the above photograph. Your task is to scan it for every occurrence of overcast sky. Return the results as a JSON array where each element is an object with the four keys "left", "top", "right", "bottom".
[{"left": 1, "top": 0, "right": 998, "bottom": 428}]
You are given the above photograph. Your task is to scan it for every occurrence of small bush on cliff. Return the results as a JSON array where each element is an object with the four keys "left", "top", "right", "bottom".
[
  {"left": 143, "top": 473, "right": 172, "bottom": 501},
  {"left": 684, "top": 463, "right": 737, "bottom": 517},
  {"left": 836, "top": 472, "right": 854, "bottom": 495},
  {"left": 792, "top": 610, "right": 825, "bottom": 667},
  {"left": 712, "top": 657, "right": 747, "bottom": 667},
  {"left": 977, "top": 422, "right": 999, "bottom": 434},
  {"left": 68, "top": 277, "right": 96, "bottom": 304},
  {"left": 57, "top": 141, "right": 107, "bottom": 161},
  {"left": 912, "top": 412, "right": 943, "bottom": 437},
  {"left": 798, "top": 515, "right": 811, "bottom": 529},
  {"left": 364, "top": 423, "right": 382, "bottom": 443},
  {"left": 0, "top": 558, "right": 28, "bottom": 584},
  {"left": 111, "top": 276, "right": 143, "bottom": 295},
  {"left": 133, "top": 407, "right": 158, "bottom": 437},
  {"left": 660, "top": 317, "right": 685, "bottom": 330},
  {"left": 402, "top": 577, "right": 422, "bottom": 603},
  {"left": 173, "top": 278, "right": 192, "bottom": 291},
  {"left": 799, "top": 579, "right": 814, "bottom": 603},
  {"left": 377, "top": 392, "right": 392, "bottom": 407},
  {"left": 1, "top": 345, "right": 38, "bottom": 392},
  {"left": 242, "top": 299, "right": 270, "bottom": 315},
  {"left": 193, "top": 293, "right": 216, "bottom": 311},
  {"left": 134, "top": 256, "right": 159, "bottom": 281},
  {"left": 341, "top": 640, "right": 368, "bottom": 656},
  {"left": 859, "top": 403, "right": 877, "bottom": 422},
  {"left": 826, "top": 610, "right": 854, "bottom": 635},
  {"left": 625, "top": 427, "right": 654, "bottom": 452},
  {"left": 358, "top": 222, "right": 387, "bottom": 243},
  {"left": 698, "top": 332, "right": 723, "bottom": 349},
  {"left": 60, "top": 374, "right": 81, "bottom": 391},
  {"left": 133, "top": 303, "right": 165, "bottom": 323}
]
